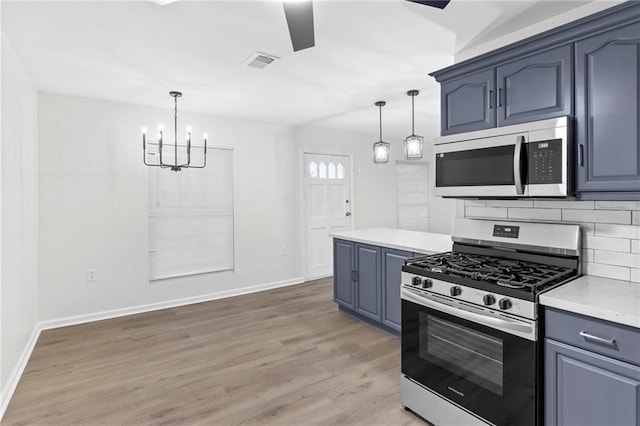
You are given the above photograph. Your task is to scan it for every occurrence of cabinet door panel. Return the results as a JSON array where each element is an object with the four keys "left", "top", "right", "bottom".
[
  {"left": 355, "top": 243, "right": 381, "bottom": 321},
  {"left": 333, "top": 239, "right": 354, "bottom": 309},
  {"left": 545, "top": 339, "right": 640, "bottom": 426},
  {"left": 382, "top": 248, "right": 412, "bottom": 331},
  {"left": 497, "top": 45, "right": 572, "bottom": 127},
  {"left": 441, "top": 69, "right": 496, "bottom": 135},
  {"left": 576, "top": 22, "right": 640, "bottom": 195}
]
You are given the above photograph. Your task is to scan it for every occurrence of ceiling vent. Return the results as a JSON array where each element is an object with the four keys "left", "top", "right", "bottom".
[{"left": 243, "top": 52, "right": 280, "bottom": 70}]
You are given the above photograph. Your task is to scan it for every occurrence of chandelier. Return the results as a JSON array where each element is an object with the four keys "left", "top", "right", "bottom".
[{"left": 141, "top": 91, "right": 208, "bottom": 172}]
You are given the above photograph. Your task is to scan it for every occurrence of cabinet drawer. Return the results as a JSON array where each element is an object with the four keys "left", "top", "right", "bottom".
[{"left": 545, "top": 308, "right": 640, "bottom": 365}]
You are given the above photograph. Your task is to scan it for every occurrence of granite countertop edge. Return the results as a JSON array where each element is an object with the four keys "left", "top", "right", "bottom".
[
  {"left": 540, "top": 275, "right": 640, "bottom": 329},
  {"left": 330, "top": 228, "right": 452, "bottom": 255}
]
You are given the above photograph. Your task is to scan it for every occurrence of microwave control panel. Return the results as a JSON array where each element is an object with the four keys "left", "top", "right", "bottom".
[{"left": 528, "top": 138, "right": 562, "bottom": 184}]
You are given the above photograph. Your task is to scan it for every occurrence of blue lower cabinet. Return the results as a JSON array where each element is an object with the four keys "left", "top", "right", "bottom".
[
  {"left": 332, "top": 239, "right": 410, "bottom": 336},
  {"left": 333, "top": 239, "right": 355, "bottom": 310},
  {"left": 545, "top": 340, "right": 640, "bottom": 426},
  {"left": 545, "top": 308, "right": 640, "bottom": 426},
  {"left": 382, "top": 248, "right": 412, "bottom": 332},
  {"left": 354, "top": 243, "right": 382, "bottom": 321}
]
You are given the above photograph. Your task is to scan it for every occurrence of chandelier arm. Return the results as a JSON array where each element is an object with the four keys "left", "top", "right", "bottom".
[
  {"left": 159, "top": 130, "right": 164, "bottom": 167},
  {"left": 142, "top": 133, "right": 149, "bottom": 166},
  {"left": 186, "top": 140, "right": 207, "bottom": 168},
  {"left": 186, "top": 135, "right": 191, "bottom": 168}
]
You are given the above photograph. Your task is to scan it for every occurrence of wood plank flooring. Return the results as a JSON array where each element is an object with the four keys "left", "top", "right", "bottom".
[{"left": 3, "top": 278, "right": 427, "bottom": 425}]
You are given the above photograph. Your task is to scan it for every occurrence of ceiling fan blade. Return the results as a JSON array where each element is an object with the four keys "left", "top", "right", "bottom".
[
  {"left": 282, "top": 1, "right": 315, "bottom": 52},
  {"left": 406, "top": 0, "right": 451, "bottom": 9}
]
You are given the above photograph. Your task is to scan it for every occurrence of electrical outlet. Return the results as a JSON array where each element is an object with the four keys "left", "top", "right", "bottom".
[
  {"left": 87, "top": 269, "right": 97, "bottom": 283},
  {"left": 280, "top": 246, "right": 287, "bottom": 257}
]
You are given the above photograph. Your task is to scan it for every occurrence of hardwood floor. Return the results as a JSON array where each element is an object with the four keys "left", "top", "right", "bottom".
[{"left": 3, "top": 278, "right": 427, "bottom": 425}]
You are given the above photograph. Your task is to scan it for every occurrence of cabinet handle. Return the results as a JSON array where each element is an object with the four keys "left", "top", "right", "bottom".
[
  {"left": 579, "top": 331, "right": 616, "bottom": 348},
  {"left": 498, "top": 88, "right": 503, "bottom": 107},
  {"left": 578, "top": 144, "right": 584, "bottom": 167},
  {"left": 489, "top": 90, "right": 494, "bottom": 109},
  {"left": 351, "top": 270, "right": 359, "bottom": 282}
]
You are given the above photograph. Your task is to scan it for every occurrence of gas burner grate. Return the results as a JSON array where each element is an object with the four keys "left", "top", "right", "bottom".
[{"left": 406, "top": 251, "right": 576, "bottom": 294}]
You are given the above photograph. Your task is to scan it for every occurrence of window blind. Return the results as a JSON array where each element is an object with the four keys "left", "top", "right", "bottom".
[
  {"left": 396, "top": 161, "right": 431, "bottom": 232},
  {"left": 148, "top": 147, "right": 234, "bottom": 281}
]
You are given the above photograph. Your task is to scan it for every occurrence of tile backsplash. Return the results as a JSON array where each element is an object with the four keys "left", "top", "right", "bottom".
[{"left": 462, "top": 200, "right": 640, "bottom": 283}]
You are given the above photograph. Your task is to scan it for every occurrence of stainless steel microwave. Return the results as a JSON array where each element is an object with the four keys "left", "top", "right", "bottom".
[{"left": 434, "top": 117, "right": 573, "bottom": 198}]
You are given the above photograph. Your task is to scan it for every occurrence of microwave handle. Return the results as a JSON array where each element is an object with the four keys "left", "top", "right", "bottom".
[{"left": 514, "top": 135, "right": 525, "bottom": 195}]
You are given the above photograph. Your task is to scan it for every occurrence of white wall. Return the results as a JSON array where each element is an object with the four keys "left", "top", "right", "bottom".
[
  {"left": 455, "top": 1, "right": 625, "bottom": 62},
  {"left": 0, "top": 33, "right": 38, "bottom": 392},
  {"left": 295, "top": 125, "right": 455, "bottom": 235},
  {"left": 38, "top": 91, "right": 436, "bottom": 322},
  {"left": 296, "top": 126, "right": 399, "bottom": 230},
  {"left": 38, "top": 92, "right": 308, "bottom": 321}
]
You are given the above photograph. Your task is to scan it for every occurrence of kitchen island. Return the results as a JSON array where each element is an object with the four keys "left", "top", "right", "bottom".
[{"left": 330, "top": 228, "right": 451, "bottom": 336}]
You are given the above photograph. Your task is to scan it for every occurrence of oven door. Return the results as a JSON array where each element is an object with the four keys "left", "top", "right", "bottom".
[
  {"left": 434, "top": 133, "right": 528, "bottom": 198},
  {"left": 401, "top": 291, "right": 538, "bottom": 426}
]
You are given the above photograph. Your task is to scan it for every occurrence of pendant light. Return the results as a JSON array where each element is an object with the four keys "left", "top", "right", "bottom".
[
  {"left": 373, "top": 101, "right": 390, "bottom": 164},
  {"left": 404, "top": 90, "right": 424, "bottom": 160},
  {"left": 141, "top": 91, "right": 208, "bottom": 172}
]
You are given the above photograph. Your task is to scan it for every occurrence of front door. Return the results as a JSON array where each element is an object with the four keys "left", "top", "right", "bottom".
[{"left": 304, "top": 153, "right": 351, "bottom": 279}]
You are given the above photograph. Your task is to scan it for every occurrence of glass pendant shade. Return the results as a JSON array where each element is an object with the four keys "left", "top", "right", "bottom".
[
  {"left": 404, "top": 89, "right": 423, "bottom": 160},
  {"left": 373, "top": 140, "right": 390, "bottom": 164},
  {"left": 372, "top": 100, "right": 390, "bottom": 164},
  {"left": 404, "top": 134, "right": 424, "bottom": 159}
]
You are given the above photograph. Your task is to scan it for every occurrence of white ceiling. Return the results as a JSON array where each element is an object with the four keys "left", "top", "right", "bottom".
[{"left": 2, "top": 0, "right": 593, "bottom": 140}]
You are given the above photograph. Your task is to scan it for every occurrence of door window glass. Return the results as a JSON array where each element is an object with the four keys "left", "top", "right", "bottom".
[
  {"left": 309, "top": 161, "right": 318, "bottom": 178},
  {"left": 328, "top": 162, "right": 336, "bottom": 179},
  {"left": 319, "top": 162, "right": 327, "bottom": 179}
]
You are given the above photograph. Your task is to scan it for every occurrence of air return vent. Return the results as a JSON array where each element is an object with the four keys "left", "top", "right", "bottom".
[{"left": 243, "top": 52, "right": 280, "bottom": 69}]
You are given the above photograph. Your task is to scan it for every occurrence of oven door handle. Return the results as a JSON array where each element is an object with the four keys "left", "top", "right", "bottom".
[{"left": 402, "top": 289, "right": 535, "bottom": 341}]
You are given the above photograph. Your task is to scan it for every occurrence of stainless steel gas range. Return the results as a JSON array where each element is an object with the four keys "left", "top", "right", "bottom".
[{"left": 400, "top": 218, "right": 581, "bottom": 426}]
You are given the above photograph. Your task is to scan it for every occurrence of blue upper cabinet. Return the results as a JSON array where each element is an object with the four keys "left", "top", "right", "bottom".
[
  {"left": 575, "top": 22, "right": 640, "bottom": 199},
  {"left": 441, "top": 69, "right": 496, "bottom": 135},
  {"left": 430, "top": 2, "right": 640, "bottom": 200},
  {"left": 497, "top": 45, "right": 572, "bottom": 127},
  {"left": 439, "top": 46, "right": 572, "bottom": 136}
]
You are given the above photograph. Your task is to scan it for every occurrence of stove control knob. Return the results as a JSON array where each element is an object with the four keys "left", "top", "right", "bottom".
[
  {"left": 498, "top": 298, "right": 512, "bottom": 310},
  {"left": 483, "top": 294, "right": 496, "bottom": 306},
  {"left": 423, "top": 279, "right": 433, "bottom": 289},
  {"left": 411, "top": 276, "right": 423, "bottom": 287},
  {"left": 450, "top": 286, "right": 462, "bottom": 297}
]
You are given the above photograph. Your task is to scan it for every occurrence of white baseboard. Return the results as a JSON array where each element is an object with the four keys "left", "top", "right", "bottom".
[
  {"left": 0, "top": 276, "right": 305, "bottom": 421},
  {"left": 40, "top": 276, "right": 305, "bottom": 330},
  {"left": 306, "top": 273, "right": 332, "bottom": 281},
  {"left": 0, "top": 325, "right": 41, "bottom": 421}
]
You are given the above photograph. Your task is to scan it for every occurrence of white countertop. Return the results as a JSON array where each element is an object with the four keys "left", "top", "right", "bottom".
[
  {"left": 330, "top": 228, "right": 452, "bottom": 255},
  {"left": 540, "top": 275, "right": 640, "bottom": 329}
]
